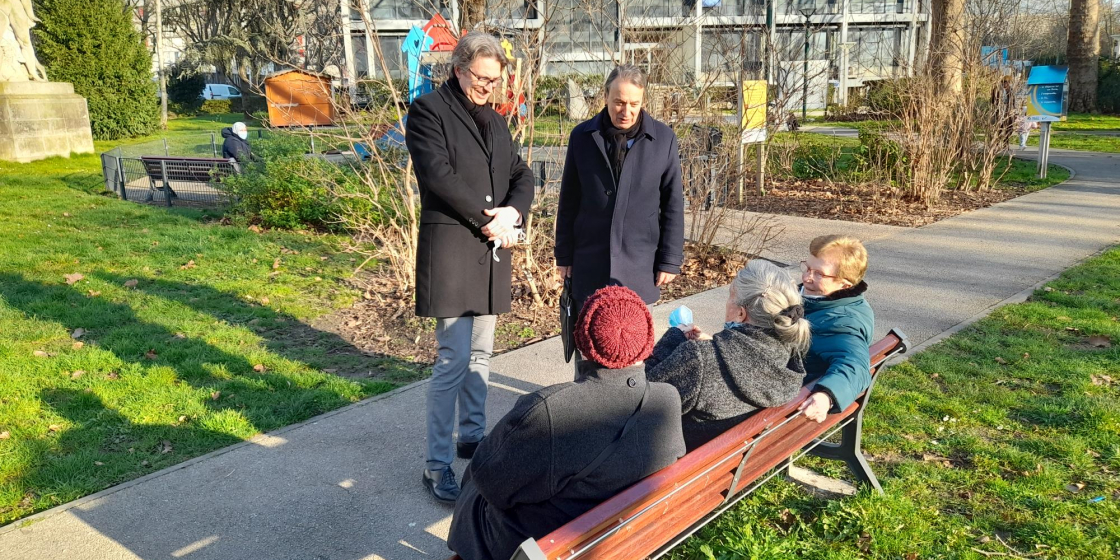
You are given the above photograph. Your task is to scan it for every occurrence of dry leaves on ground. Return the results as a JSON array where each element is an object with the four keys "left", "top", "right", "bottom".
[{"left": 64, "top": 273, "right": 84, "bottom": 285}]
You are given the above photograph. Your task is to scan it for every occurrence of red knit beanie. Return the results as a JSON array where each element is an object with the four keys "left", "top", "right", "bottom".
[{"left": 575, "top": 285, "right": 654, "bottom": 369}]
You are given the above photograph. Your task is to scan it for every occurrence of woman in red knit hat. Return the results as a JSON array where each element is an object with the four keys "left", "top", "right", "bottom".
[{"left": 448, "top": 286, "right": 685, "bottom": 560}]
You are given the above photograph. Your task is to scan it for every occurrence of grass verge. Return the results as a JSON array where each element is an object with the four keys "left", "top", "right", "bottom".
[
  {"left": 672, "top": 246, "right": 1120, "bottom": 559},
  {"left": 0, "top": 143, "right": 407, "bottom": 523},
  {"left": 1029, "top": 132, "right": 1120, "bottom": 154}
]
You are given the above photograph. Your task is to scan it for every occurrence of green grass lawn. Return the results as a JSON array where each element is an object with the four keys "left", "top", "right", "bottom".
[
  {"left": 1054, "top": 113, "right": 1120, "bottom": 131},
  {"left": 673, "top": 247, "right": 1120, "bottom": 559},
  {"left": 0, "top": 134, "right": 412, "bottom": 523},
  {"left": 1028, "top": 132, "right": 1120, "bottom": 154}
]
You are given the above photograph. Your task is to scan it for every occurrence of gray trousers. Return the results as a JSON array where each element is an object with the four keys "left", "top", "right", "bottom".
[{"left": 426, "top": 315, "right": 495, "bottom": 470}]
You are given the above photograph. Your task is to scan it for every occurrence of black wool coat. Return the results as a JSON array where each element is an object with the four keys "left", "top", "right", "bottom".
[
  {"left": 220, "top": 127, "right": 252, "bottom": 162},
  {"left": 447, "top": 364, "right": 686, "bottom": 560},
  {"left": 406, "top": 82, "right": 535, "bottom": 317},
  {"left": 555, "top": 111, "right": 685, "bottom": 307}
]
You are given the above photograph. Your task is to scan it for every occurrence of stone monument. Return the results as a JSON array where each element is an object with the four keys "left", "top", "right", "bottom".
[{"left": 0, "top": 0, "right": 94, "bottom": 162}]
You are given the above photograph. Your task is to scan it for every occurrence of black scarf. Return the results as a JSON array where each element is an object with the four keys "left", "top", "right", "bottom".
[
  {"left": 447, "top": 77, "right": 493, "bottom": 153},
  {"left": 597, "top": 107, "right": 644, "bottom": 185}
]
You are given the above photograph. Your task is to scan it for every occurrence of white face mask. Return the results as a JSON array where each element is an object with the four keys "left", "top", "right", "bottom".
[{"left": 236, "top": 130, "right": 248, "bottom": 140}]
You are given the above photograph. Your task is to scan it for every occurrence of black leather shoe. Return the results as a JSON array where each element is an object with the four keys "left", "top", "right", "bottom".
[
  {"left": 422, "top": 466, "right": 460, "bottom": 504},
  {"left": 457, "top": 439, "right": 482, "bottom": 459}
]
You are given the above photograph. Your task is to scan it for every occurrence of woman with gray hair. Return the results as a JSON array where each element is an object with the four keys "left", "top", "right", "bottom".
[
  {"left": 646, "top": 259, "right": 810, "bottom": 450},
  {"left": 405, "top": 31, "right": 535, "bottom": 503}
]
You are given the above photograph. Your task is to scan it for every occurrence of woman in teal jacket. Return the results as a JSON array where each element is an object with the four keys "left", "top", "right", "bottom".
[{"left": 797, "top": 235, "right": 874, "bottom": 422}]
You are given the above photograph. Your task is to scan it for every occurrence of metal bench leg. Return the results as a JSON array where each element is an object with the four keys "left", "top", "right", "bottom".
[
  {"left": 806, "top": 416, "right": 882, "bottom": 494},
  {"left": 509, "top": 538, "right": 546, "bottom": 560}
]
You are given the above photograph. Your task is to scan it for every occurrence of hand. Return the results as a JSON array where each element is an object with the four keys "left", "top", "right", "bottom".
[
  {"left": 656, "top": 271, "right": 678, "bottom": 287},
  {"left": 491, "top": 230, "right": 519, "bottom": 250},
  {"left": 678, "top": 325, "right": 711, "bottom": 341},
  {"left": 481, "top": 207, "right": 521, "bottom": 240},
  {"left": 556, "top": 265, "right": 571, "bottom": 279},
  {"left": 798, "top": 392, "right": 832, "bottom": 423}
]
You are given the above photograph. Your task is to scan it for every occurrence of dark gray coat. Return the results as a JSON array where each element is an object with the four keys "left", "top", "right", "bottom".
[
  {"left": 554, "top": 111, "right": 685, "bottom": 307},
  {"left": 220, "top": 127, "right": 252, "bottom": 162},
  {"left": 406, "top": 82, "right": 535, "bottom": 317},
  {"left": 646, "top": 325, "right": 806, "bottom": 450},
  {"left": 448, "top": 364, "right": 686, "bottom": 560}
]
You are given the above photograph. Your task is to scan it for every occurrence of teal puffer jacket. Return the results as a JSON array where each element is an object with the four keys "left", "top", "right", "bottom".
[{"left": 802, "top": 281, "right": 874, "bottom": 412}]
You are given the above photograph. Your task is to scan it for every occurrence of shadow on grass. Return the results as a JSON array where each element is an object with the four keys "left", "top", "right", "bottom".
[
  {"left": 0, "top": 271, "right": 415, "bottom": 521},
  {"left": 92, "top": 271, "right": 424, "bottom": 383}
]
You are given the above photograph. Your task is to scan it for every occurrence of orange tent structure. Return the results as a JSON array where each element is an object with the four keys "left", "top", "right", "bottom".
[
  {"left": 422, "top": 14, "right": 457, "bottom": 52},
  {"left": 264, "top": 70, "right": 336, "bottom": 127}
]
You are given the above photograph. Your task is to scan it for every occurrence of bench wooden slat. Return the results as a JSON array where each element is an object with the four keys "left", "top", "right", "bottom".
[{"left": 450, "top": 329, "right": 909, "bottom": 560}]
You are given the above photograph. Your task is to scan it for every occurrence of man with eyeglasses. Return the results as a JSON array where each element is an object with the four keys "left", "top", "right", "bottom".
[
  {"left": 405, "top": 32, "right": 534, "bottom": 504},
  {"left": 796, "top": 235, "right": 875, "bottom": 424}
]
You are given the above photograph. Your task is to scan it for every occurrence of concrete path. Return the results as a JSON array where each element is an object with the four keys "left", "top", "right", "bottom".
[{"left": 2, "top": 148, "right": 1119, "bottom": 560}]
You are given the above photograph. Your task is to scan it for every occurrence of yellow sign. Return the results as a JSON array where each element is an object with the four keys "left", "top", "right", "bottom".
[{"left": 741, "top": 80, "right": 767, "bottom": 144}]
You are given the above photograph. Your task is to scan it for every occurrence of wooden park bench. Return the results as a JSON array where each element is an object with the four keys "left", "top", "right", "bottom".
[
  {"left": 450, "top": 329, "right": 909, "bottom": 560},
  {"left": 139, "top": 156, "right": 241, "bottom": 205}
]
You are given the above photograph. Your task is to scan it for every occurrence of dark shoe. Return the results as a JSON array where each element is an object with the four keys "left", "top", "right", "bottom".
[
  {"left": 457, "top": 439, "right": 482, "bottom": 459},
  {"left": 422, "top": 466, "right": 460, "bottom": 504}
]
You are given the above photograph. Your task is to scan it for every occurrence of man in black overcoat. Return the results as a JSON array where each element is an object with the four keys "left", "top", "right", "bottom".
[
  {"left": 555, "top": 64, "right": 685, "bottom": 314},
  {"left": 405, "top": 32, "right": 534, "bottom": 504}
]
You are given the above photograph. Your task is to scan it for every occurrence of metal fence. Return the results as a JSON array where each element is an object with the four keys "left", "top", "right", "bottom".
[{"left": 100, "top": 152, "right": 239, "bottom": 207}]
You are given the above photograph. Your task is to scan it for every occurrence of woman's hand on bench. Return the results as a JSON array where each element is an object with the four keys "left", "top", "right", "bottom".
[{"left": 799, "top": 391, "right": 832, "bottom": 423}]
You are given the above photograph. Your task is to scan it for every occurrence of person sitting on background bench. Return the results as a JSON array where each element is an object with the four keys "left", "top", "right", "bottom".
[
  {"left": 221, "top": 122, "right": 254, "bottom": 162},
  {"left": 645, "top": 260, "right": 810, "bottom": 450},
  {"left": 448, "top": 286, "right": 686, "bottom": 560},
  {"left": 797, "top": 235, "right": 874, "bottom": 423}
]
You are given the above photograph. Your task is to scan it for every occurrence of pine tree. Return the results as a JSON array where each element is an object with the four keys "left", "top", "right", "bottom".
[{"left": 33, "top": 0, "right": 159, "bottom": 140}]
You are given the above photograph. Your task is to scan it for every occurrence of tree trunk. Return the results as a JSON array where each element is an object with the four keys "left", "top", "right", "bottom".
[
  {"left": 1067, "top": 0, "right": 1100, "bottom": 113},
  {"left": 929, "top": 0, "right": 965, "bottom": 94},
  {"left": 459, "top": 0, "right": 486, "bottom": 32}
]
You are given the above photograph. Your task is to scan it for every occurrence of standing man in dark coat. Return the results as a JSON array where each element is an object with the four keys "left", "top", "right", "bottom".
[
  {"left": 405, "top": 32, "right": 535, "bottom": 504},
  {"left": 555, "top": 64, "right": 685, "bottom": 310}
]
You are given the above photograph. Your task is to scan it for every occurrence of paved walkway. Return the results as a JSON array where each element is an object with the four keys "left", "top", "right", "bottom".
[{"left": 2, "top": 148, "right": 1119, "bottom": 560}]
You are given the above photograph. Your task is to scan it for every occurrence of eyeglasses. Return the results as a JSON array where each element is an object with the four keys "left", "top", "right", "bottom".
[
  {"left": 466, "top": 68, "right": 502, "bottom": 89},
  {"left": 800, "top": 261, "right": 842, "bottom": 282}
]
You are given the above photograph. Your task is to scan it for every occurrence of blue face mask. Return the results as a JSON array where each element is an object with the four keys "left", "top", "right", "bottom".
[{"left": 724, "top": 321, "right": 744, "bottom": 330}]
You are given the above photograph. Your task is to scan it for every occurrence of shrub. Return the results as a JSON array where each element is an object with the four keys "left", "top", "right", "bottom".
[
  {"left": 200, "top": 100, "right": 233, "bottom": 114},
  {"left": 221, "top": 155, "right": 383, "bottom": 232},
  {"left": 865, "top": 78, "right": 911, "bottom": 114},
  {"left": 853, "top": 129, "right": 906, "bottom": 176},
  {"left": 167, "top": 64, "right": 206, "bottom": 106},
  {"left": 33, "top": 0, "right": 158, "bottom": 140},
  {"left": 1099, "top": 59, "right": 1120, "bottom": 115}
]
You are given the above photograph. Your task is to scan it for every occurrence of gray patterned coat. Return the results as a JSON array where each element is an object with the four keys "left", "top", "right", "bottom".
[{"left": 646, "top": 324, "right": 806, "bottom": 450}]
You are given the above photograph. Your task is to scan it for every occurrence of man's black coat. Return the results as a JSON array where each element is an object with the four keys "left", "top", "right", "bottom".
[
  {"left": 405, "top": 81, "right": 534, "bottom": 317},
  {"left": 554, "top": 110, "right": 685, "bottom": 307}
]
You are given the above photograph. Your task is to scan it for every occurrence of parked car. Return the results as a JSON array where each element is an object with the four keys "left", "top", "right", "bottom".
[{"left": 201, "top": 84, "right": 242, "bottom": 100}]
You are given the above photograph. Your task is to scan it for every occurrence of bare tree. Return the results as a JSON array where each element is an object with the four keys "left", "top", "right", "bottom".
[
  {"left": 1067, "top": 0, "right": 1100, "bottom": 112},
  {"left": 165, "top": 0, "right": 315, "bottom": 89}
]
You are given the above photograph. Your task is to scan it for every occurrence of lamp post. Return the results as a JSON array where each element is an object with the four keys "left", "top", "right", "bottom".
[{"left": 799, "top": 8, "right": 817, "bottom": 121}]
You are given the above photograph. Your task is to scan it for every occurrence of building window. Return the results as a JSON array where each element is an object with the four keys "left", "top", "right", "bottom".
[
  {"left": 624, "top": 0, "right": 689, "bottom": 18},
  {"left": 487, "top": 0, "right": 538, "bottom": 19},
  {"left": 367, "top": 0, "right": 449, "bottom": 20},
  {"left": 546, "top": 0, "right": 618, "bottom": 56}
]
